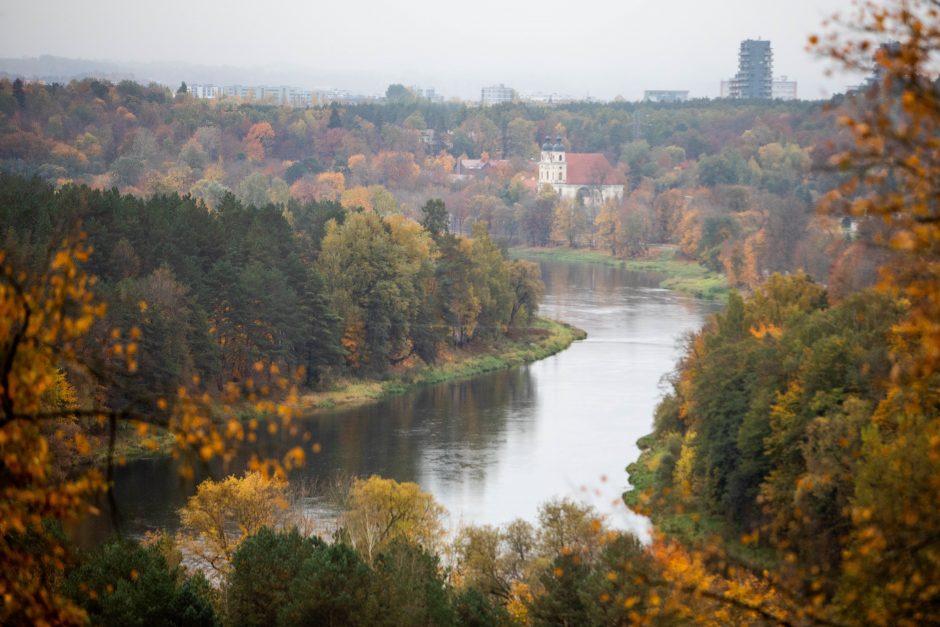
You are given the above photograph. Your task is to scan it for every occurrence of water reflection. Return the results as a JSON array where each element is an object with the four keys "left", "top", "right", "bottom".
[
  {"left": 299, "top": 366, "right": 538, "bottom": 486},
  {"left": 79, "top": 260, "right": 715, "bottom": 542}
]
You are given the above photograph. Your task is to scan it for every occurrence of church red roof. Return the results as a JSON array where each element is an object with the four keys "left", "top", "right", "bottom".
[{"left": 565, "top": 153, "right": 622, "bottom": 186}]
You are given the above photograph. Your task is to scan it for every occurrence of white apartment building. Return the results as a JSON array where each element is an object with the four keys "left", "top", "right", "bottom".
[
  {"left": 643, "top": 90, "right": 690, "bottom": 103},
  {"left": 772, "top": 76, "right": 798, "bottom": 100},
  {"left": 481, "top": 84, "right": 515, "bottom": 107}
]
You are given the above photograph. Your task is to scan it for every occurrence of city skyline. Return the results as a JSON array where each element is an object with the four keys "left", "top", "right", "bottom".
[
  {"left": 1, "top": 0, "right": 866, "bottom": 100},
  {"left": 0, "top": 58, "right": 817, "bottom": 105}
]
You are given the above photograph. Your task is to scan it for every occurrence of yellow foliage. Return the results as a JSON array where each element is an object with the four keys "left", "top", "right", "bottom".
[
  {"left": 340, "top": 185, "right": 373, "bottom": 211},
  {"left": 339, "top": 475, "right": 447, "bottom": 564},
  {"left": 314, "top": 171, "right": 346, "bottom": 201},
  {"left": 506, "top": 581, "right": 533, "bottom": 624},
  {"left": 177, "top": 472, "right": 287, "bottom": 578},
  {"left": 809, "top": 5, "right": 940, "bottom": 622},
  {"left": 748, "top": 322, "right": 782, "bottom": 340},
  {"left": 0, "top": 238, "right": 106, "bottom": 625},
  {"left": 673, "top": 431, "right": 697, "bottom": 498}
]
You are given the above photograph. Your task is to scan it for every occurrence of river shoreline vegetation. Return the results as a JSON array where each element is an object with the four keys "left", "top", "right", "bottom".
[
  {"left": 67, "top": 473, "right": 691, "bottom": 626},
  {"left": 101, "top": 316, "right": 584, "bottom": 462},
  {"left": 3, "top": 0, "right": 940, "bottom": 624},
  {"left": 299, "top": 316, "right": 585, "bottom": 411},
  {"left": 0, "top": 171, "right": 581, "bottom": 469},
  {"left": 511, "top": 245, "right": 729, "bottom": 299}
]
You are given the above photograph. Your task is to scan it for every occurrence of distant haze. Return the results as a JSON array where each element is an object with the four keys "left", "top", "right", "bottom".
[{"left": 1, "top": 0, "right": 862, "bottom": 100}]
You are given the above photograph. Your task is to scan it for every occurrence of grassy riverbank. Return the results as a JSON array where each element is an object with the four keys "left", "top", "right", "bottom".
[
  {"left": 298, "top": 316, "right": 586, "bottom": 411},
  {"left": 511, "top": 246, "right": 728, "bottom": 300}
]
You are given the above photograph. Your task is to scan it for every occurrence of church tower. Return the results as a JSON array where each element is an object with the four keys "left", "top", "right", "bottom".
[{"left": 538, "top": 136, "right": 566, "bottom": 187}]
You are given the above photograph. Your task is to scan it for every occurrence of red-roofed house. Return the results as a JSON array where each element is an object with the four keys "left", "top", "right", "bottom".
[
  {"left": 538, "top": 136, "right": 624, "bottom": 205},
  {"left": 453, "top": 157, "right": 513, "bottom": 178}
]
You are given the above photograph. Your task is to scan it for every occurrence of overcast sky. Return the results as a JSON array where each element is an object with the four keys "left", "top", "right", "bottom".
[{"left": 1, "top": 0, "right": 863, "bottom": 100}]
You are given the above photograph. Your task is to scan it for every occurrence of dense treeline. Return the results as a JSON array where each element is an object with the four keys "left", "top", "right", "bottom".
[
  {"left": 60, "top": 474, "right": 778, "bottom": 626},
  {"left": 0, "top": 174, "right": 544, "bottom": 404},
  {"left": 635, "top": 274, "right": 897, "bottom": 545},
  {"left": 627, "top": 273, "right": 940, "bottom": 624},
  {"left": 0, "top": 77, "right": 873, "bottom": 294},
  {"left": 0, "top": 77, "right": 825, "bottom": 181}
]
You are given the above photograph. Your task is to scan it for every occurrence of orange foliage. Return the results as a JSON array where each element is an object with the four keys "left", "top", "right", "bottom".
[
  {"left": 424, "top": 153, "right": 456, "bottom": 186},
  {"left": 676, "top": 208, "right": 702, "bottom": 258},
  {"left": 341, "top": 316, "right": 366, "bottom": 369},
  {"left": 814, "top": 1, "right": 940, "bottom": 381},
  {"left": 347, "top": 153, "right": 369, "bottom": 185},
  {"left": 289, "top": 175, "right": 316, "bottom": 202},
  {"left": 809, "top": 4, "right": 940, "bottom": 621},
  {"left": 290, "top": 171, "right": 345, "bottom": 203},
  {"left": 0, "top": 238, "right": 104, "bottom": 625},
  {"left": 244, "top": 121, "right": 275, "bottom": 163},
  {"left": 644, "top": 538, "right": 796, "bottom": 625},
  {"left": 0, "top": 236, "right": 305, "bottom": 624},
  {"left": 373, "top": 151, "right": 420, "bottom": 190},
  {"left": 313, "top": 171, "right": 345, "bottom": 202},
  {"left": 340, "top": 185, "right": 373, "bottom": 211},
  {"left": 50, "top": 143, "right": 88, "bottom": 169}
]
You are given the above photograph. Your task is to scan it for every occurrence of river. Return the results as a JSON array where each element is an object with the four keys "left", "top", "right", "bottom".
[{"left": 73, "top": 260, "right": 717, "bottom": 545}]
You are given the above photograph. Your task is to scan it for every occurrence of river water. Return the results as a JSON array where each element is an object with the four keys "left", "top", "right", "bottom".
[{"left": 74, "top": 260, "right": 716, "bottom": 545}]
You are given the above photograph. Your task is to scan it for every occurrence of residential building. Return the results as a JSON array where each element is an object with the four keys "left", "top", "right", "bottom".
[
  {"left": 453, "top": 157, "right": 512, "bottom": 179},
  {"left": 728, "top": 39, "right": 773, "bottom": 99},
  {"left": 522, "top": 92, "right": 576, "bottom": 106},
  {"left": 772, "top": 75, "right": 798, "bottom": 100},
  {"left": 481, "top": 84, "right": 515, "bottom": 107},
  {"left": 538, "top": 136, "right": 624, "bottom": 205},
  {"left": 187, "top": 83, "right": 315, "bottom": 106},
  {"left": 222, "top": 85, "right": 254, "bottom": 100},
  {"left": 643, "top": 90, "right": 690, "bottom": 103},
  {"left": 454, "top": 158, "right": 489, "bottom": 177},
  {"left": 412, "top": 86, "right": 444, "bottom": 103},
  {"left": 187, "top": 84, "right": 221, "bottom": 99},
  {"left": 316, "top": 90, "right": 381, "bottom": 105}
]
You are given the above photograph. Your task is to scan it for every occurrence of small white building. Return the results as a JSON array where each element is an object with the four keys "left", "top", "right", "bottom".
[
  {"left": 772, "top": 76, "right": 798, "bottom": 100},
  {"left": 643, "top": 90, "right": 689, "bottom": 103},
  {"left": 412, "top": 86, "right": 444, "bottom": 103},
  {"left": 521, "top": 92, "right": 575, "bottom": 106},
  {"left": 538, "top": 137, "right": 624, "bottom": 205},
  {"left": 481, "top": 84, "right": 515, "bottom": 107},
  {"left": 187, "top": 84, "right": 222, "bottom": 99}
]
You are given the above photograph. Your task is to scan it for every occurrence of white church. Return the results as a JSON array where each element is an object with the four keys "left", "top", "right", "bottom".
[{"left": 538, "top": 136, "right": 624, "bottom": 205}]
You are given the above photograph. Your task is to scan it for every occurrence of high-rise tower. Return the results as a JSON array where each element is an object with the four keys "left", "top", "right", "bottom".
[{"left": 730, "top": 39, "right": 773, "bottom": 99}]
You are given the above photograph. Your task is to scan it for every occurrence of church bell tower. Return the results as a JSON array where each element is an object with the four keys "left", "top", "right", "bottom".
[{"left": 539, "top": 136, "right": 566, "bottom": 187}]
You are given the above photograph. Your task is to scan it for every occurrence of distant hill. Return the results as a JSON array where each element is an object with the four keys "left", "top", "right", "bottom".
[
  {"left": 0, "top": 55, "right": 136, "bottom": 83},
  {"left": 0, "top": 55, "right": 382, "bottom": 94}
]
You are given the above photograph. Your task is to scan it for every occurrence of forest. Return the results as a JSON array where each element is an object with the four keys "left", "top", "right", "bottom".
[
  {"left": 625, "top": 3, "right": 940, "bottom": 625},
  {"left": 2, "top": 0, "right": 940, "bottom": 624},
  {"left": 0, "top": 175, "right": 546, "bottom": 398},
  {"left": 0, "top": 69, "right": 877, "bottom": 295}
]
